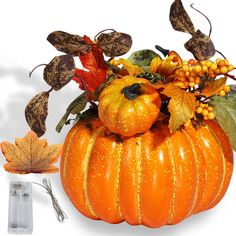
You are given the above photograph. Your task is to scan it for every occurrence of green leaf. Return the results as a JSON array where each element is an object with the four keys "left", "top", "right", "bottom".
[
  {"left": 210, "top": 92, "right": 236, "bottom": 151},
  {"left": 56, "top": 93, "right": 87, "bottom": 133},
  {"left": 128, "top": 50, "right": 158, "bottom": 68}
]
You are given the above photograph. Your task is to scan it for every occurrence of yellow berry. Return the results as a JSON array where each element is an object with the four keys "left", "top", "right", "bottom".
[
  {"left": 200, "top": 103, "right": 205, "bottom": 108},
  {"left": 183, "top": 60, "right": 188, "bottom": 65},
  {"left": 228, "top": 64, "right": 234, "bottom": 71},
  {"left": 208, "top": 112, "right": 215, "bottom": 120},
  {"left": 196, "top": 107, "right": 203, "bottom": 114},
  {"left": 220, "top": 66, "right": 228, "bottom": 74},
  {"left": 202, "top": 65, "right": 208, "bottom": 72},
  {"left": 185, "top": 71, "right": 190, "bottom": 77},
  {"left": 182, "top": 65, "right": 189, "bottom": 71},
  {"left": 203, "top": 115, "right": 209, "bottom": 120},
  {"left": 202, "top": 109, "right": 209, "bottom": 116},
  {"left": 210, "top": 63, "right": 218, "bottom": 71},
  {"left": 207, "top": 106, "right": 213, "bottom": 112},
  {"left": 189, "top": 82, "right": 195, "bottom": 87},
  {"left": 206, "top": 61, "right": 212, "bottom": 67},
  {"left": 188, "top": 67, "right": 193, "bottom": 72},
  {"left": 216, "top": 58, "right": 221, "bottom": 64},
  {"left": 200, "top": 61, "right": 207, "bottom": 66},
  {"left": 219, "top": 90, "right": 226, "bottom": 96},
  {"left": 194, "top": 65, "right": 202, "bottom": 73},
  {"left": 224, "top": 85, "right": 231, "bottom": 93}
]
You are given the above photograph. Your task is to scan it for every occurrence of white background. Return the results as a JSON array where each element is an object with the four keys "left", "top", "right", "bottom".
[{"left": 0, "top": 0, "right": 236, "bottom": 235}]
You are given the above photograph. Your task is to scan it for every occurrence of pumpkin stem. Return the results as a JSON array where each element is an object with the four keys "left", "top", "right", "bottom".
[
  {"left": 155, "top": 45, "right": 169, "bottom": 57},
  {"left": 121, "top": 83, "right": 141, "bottom": 100}
]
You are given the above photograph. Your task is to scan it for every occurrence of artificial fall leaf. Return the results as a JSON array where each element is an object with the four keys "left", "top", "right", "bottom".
[
  {"left": 97, "top": 32, "right": 132, "bottom": 57},
  {"left": 1, "top": 131, "right": 62, "bottom": 174},
  {"left": 184, "top": 30, "right": 215, "bottom": 60},
  {"left": 56, "top": 93, "right": 87, "bottom": 133},
  {"left": 25, "top": 91, "right": 49, "bottom": 137},
  {"left": 73, "top": 35, "right": 107, "bottom": 98},
  {"left": 47, "top": 31, "right": 92, "bottom": 56},
  {"left": 163, "top": 84, "right": 196, "bottom": 132},
  {"left": 44, "top": 55, "right": 75, "bottom": 90},
  {"left": 118, "top": 58, "right": 144, "bottom": 76},
  {"left": 128, "top": 49, "right": 159, "bottom": 67},
  {"left": 201, "top": 77, "right": 227, "bottom": 97},
  {"left": 169, "top": 0, "right": 195, "bottom": 35}
]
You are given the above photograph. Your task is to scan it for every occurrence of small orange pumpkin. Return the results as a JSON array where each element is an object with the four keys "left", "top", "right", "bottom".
[
  {"left": 98, "top": 76, "right": 161, "bottom": 136},
  {"left": 61, "top": 117, "right": 233, "bottom": 228}
]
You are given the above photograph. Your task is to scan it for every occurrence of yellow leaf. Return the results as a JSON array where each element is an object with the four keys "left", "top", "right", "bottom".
[
  {"left": 163, "top": 84, "right": 196, "bottom": 132},
  {"left": 1, "top": 131, "right": 62, "bottom": 174},
  {"left": 118, "top": 58, "right": 144, "bottom": 76},
  {"left": 201, "top": 77, "right": 227, "bottom": 97}
]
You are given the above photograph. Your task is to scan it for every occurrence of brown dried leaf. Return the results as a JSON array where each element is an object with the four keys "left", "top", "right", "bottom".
[
  {"left": 202, "top": 77, "right": 227, "bottom": 97},
  {"left": 1, "top": 131, "right": 62, "bottom": 174},
  {"left": 163, "top": 84, "right": 196, "bottom": 132},
  {"left": 97, "top": 32, "right": 132, "bottom": 57},
  {"left": 25, "top": 92, "right": 49, "bottom": 137},
  {"left": 47, "top": 31, "right": 92, "bottom": 56},
  {"left": 170, "top": 0, "right": 195, "bottom": 35},
  {"left": 44, "top": 55, "right": 75, "bottom": 90},
  {"left": 184, "top": 30, "right": 215, "bottom": 60}
]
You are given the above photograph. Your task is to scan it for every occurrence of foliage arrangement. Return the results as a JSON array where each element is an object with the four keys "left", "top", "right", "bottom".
[{"left": 24, "top": 0, "right": 236, "bottom": 151}]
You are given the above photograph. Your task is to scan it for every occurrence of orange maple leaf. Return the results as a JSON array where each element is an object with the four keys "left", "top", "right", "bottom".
[
  {"left": 1, "top": 131, "right": 62, "bottom": 174},
  {"left": 201, "top": 77, "right": 227, "bottom": 97},
  {"left": 163, "top": 84, "right": 196, "bottom": 132},
  {"left": 73, "top": 35, "right": 107, "bottom": 97}
]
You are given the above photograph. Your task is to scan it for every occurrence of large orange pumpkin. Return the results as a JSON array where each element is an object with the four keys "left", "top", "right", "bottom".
[{"left": 60, "top": 117, "right": 233, "bottom": 228}]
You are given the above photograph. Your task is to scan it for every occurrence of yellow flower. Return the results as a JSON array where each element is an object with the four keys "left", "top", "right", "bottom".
[
  {"left": 150, "top": 55, "right": 179, "bottom": 82},
  {"left": 110, "top": 56, "right": 179, "bottom": 83}
]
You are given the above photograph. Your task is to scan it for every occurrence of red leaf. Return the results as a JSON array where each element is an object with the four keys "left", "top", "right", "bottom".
[{"left": 73, "top": 35, "right": 107, "bottom": 95}]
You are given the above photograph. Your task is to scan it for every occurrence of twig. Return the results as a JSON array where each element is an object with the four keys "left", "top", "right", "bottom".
[
  {"left": 190, "top": 3, "right": 212, "bottom": 37},
  {"left": 226, "top": 73, "right": 236, "bottom": 81},
  {"left": 29, "top": 64, "right": 47, "bottom": 78},
  {"left": 94, "top": 29, "right": 116, "bottom": 40},
  {"left": 216, "top": 50, "right": 227, "bottom": 59}
]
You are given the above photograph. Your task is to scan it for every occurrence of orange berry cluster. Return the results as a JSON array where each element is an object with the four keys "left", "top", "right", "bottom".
[
  {"left": 175, "top": 59, "right": 234, "bottom": 88},
  {"left": 196, "top": 102, "right": 215, "bottom": 120}
]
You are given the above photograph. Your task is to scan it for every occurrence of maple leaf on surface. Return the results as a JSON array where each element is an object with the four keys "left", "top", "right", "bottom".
[
  {"left": 1, "top": 131, "right": 62, "bottom": 174},
  {"left": 73, "top": 35, "right": 107, "bottom": 97},
  {"left": 201, "top": 77, "right": 227, "bottom": 97},
  {"left": 163, "top": 84, "right": 196, "bottom": 132}
]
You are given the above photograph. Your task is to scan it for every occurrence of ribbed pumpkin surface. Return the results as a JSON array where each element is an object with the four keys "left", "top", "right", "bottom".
[{"left": 60, "top": 118, "right": 233, "bottom": 228}]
